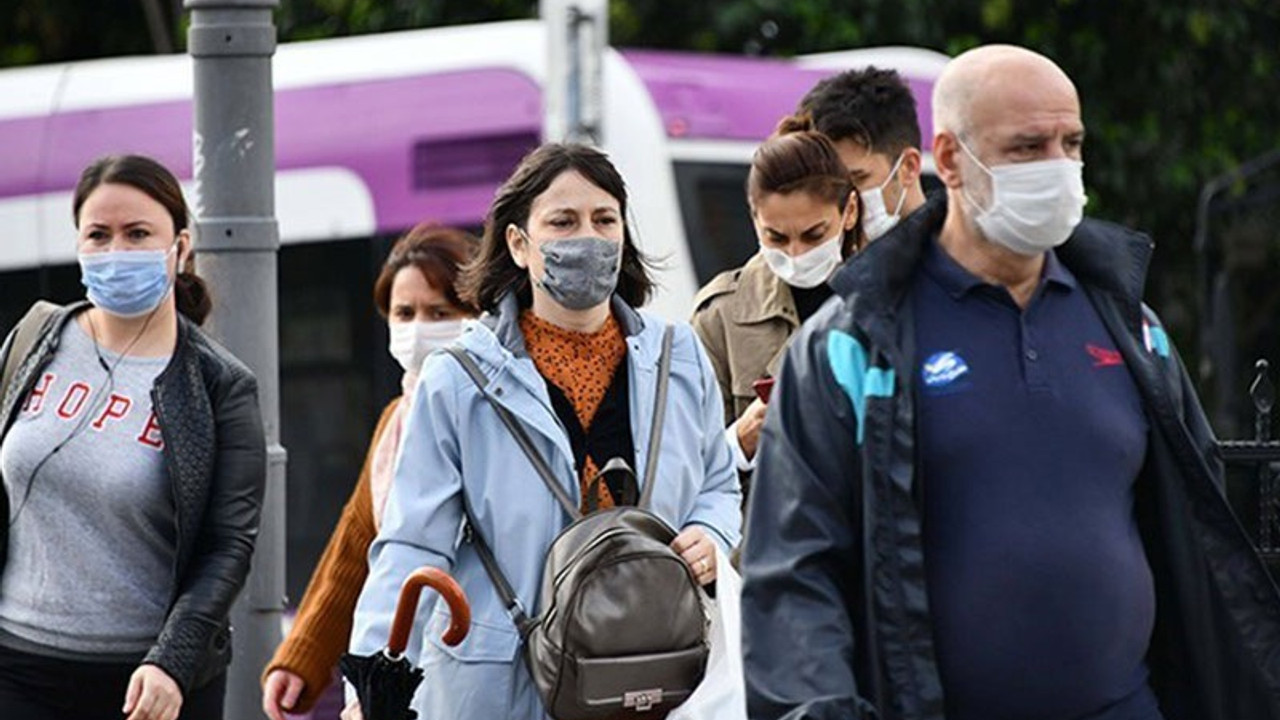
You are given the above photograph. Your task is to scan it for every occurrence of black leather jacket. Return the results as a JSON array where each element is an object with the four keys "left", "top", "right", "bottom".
[
  {"left": 0, "top": 302, "right": 266, "bottom": 694},
  {"left": 741, "top": 196, "right": 1280, "bottom": 720}
]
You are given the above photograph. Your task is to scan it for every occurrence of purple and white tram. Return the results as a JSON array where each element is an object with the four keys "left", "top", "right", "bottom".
[{"left": 0, "top": 19, "right": 945, "bottom": 596}]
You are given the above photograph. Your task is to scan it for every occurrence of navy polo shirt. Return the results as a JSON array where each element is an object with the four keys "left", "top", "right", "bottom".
[{"left": 912, "top": 236, "right": 1162, "bottom": 720}]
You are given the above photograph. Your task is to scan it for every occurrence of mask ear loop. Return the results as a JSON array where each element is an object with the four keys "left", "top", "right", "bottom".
[
  {"left": 163, "top": 235, "right": 187, "bottom": 305},
  {"left": 508, "top": 224, "right": 541, "bottom": 294},
  {"left": 884, "top": 153, "right": 910, "bottom": 218},
  {"left": 512, "top": 225, "right": 553, "bottom": 295},
  {"left": 955, "top": 136, "right": 996, "bottom": 217}
]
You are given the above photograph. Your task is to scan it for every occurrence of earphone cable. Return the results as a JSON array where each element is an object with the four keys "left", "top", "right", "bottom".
[{"left": 6, "top": 306, "right": 160, "bottom": 527}]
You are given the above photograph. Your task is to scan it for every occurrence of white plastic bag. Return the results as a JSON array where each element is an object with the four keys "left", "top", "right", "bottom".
[{"left": 669, "top": 548, "right": 747, "bottom": 720}]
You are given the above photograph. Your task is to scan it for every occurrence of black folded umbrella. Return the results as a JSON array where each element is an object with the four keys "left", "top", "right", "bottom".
[
  {"left": 339, "top": 650, "right": 424, "bottom": 720},
  {"left": 340, "top": 566, "right": 471, "bottom": 720}
]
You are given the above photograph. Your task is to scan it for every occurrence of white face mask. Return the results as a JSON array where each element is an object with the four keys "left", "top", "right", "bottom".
[
  {"left": 388, "top": 319, "right": 466, "bottom": 374},
  {"left": 958, "top": 138, "right": 1087, "bottom": 256},
  {"left": 860, "top": 153, "right": 908, "bottom": 241},
  {"left": 760, "top": 232, "right": 844, "bottom": 289}
]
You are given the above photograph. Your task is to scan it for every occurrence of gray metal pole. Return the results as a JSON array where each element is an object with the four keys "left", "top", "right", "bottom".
[
  {"left": 184, "top": 2, "right": 284, "bottom": 718},
  {"left": 540, "top": 0, "right": 608, "bottom": 145}
]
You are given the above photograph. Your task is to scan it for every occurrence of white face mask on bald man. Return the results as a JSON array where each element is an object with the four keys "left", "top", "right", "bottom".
[{"left": 958, "top": 138, "right": 1087, "bottom": 256}]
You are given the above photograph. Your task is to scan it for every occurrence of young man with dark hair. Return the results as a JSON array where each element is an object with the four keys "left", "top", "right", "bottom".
[{"left": 799, "top": 66, "right": 928, "bottom": 241}]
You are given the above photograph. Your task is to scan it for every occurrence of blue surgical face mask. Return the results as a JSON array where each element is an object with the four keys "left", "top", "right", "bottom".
[{"left": 78, "top": 245, "right": 177, "bottom": 318}]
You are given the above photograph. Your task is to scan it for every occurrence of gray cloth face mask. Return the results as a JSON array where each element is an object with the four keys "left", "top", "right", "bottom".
[{"left": 531, "top": 234, "right": 623, "bottom": 310}]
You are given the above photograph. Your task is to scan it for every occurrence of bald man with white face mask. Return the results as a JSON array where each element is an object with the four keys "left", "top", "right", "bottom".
[{"left": 740, "top": 45, "right": 1280, "bottom": 720}]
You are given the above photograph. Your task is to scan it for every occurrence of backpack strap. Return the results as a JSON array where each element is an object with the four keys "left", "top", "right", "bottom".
[
  {"left": 585, "top": 457, "right": 639, "bottom": 513},
  {"left": 444, "top": 345, "right": 581, "bottom": 521},
  {"left": 1, "top": 301, "right": 61, "bottom": 403},
  {"left": 442, "top": 325, "right": 672, "bottom": 635},
  {"left": 444, "top": 344, "right": 576, "bottom": 639},
  {"left": 638, "top": 324, "right": 675, "bottom": 510},
  {"left": 458, "top": 486, "right": 537, "bottom": 638}
]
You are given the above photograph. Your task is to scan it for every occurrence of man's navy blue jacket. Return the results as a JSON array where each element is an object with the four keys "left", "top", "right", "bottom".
[{"left": 741, "top": 194, "right": 1280, "bottom": 720}]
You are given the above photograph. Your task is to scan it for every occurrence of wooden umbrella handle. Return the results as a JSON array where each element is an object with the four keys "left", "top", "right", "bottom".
[{"left": 387, "top": 567, "right": 471, "bottom": 655}]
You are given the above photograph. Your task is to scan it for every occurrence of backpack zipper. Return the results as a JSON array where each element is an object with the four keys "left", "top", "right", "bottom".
[
  {"left": 543, "top": 550, "right": 696, "bottom": 641},
  {"left": 551, "top": 526, "right": 636, "bottom": 588}
]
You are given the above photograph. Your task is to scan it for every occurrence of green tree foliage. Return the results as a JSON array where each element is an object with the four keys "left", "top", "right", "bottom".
[
  {"left": 276, "top": 0, "right": 534, "bottom": 40},
  {"left": 1, "top": 1, "right": 156, "bottom": 65}
]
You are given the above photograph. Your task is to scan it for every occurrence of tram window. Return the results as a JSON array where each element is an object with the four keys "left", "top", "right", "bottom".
[{"left": 673, "top": 161, "right": 756, "bottom": 286}]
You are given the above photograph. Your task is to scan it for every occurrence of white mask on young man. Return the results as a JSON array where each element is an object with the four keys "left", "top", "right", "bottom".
[
  {"left": 958, "top": 138, "right": 1087, "bottom": 256},
  {"left": 860, "top": 153, "right": 908, "bottom": 242},
  {"left": 760, "top": 232, "right": 844, "bottom": 289}
]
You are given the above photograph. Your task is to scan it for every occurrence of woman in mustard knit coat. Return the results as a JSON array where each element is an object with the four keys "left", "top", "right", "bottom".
[{"left": 260, "top": 224, "right": 478, "bottom": 720}]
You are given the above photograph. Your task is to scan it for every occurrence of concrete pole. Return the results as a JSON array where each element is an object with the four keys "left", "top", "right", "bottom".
[
  {"left": 184, "top": 2, "right": 284, "bottom": 718},
  {"left": 540, "top": 0, "right": 609, "bottom": 145}
]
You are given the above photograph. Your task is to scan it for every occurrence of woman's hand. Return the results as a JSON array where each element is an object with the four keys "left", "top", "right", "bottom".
[
  {"left": 262, "top": 668, "right": 307, "bottom": 720},
  {"left": 735, "top": 399, "right": 769, "bottom": 460},
  {"left": 672, "top": 525, "right": 717, "bottom": 586},
  {"left": 122, "top": 664, "right": 183, "bottom": 720},
  {"left": 341, "top": 699, "right": 365, "bottom": 720}
]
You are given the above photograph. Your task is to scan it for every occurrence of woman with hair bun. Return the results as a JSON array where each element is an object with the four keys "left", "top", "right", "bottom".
[
  {"left": 692, "top": 115, "right": 864, "bottom": 491},
  {"left": 0, "top": 154, "right": 266, "bottom": 720}
]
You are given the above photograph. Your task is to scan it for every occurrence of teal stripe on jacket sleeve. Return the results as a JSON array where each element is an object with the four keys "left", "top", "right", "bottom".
[
  {"left": 827, "top": 329, "right": 895, "bottom": 444},
  {"left": 1148, "top": 325, "right": 1171, "bottom": 358}
]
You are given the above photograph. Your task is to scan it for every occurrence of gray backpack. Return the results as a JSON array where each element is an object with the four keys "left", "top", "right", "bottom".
[{"left": 446, "top": 325, "right": 709, "bottom": 718}]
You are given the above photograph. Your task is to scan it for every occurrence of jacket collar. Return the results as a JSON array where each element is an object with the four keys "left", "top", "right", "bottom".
[
  {"left": 828, "top": 192, "right": 941, "bottom": 338},
  {"left": 470, "top": 293, "right": 659, "bottom": 382},
  {"left": 732, "top": 252, "right": 798, "bottom": 327},
  {"left": 829, "top": 192, "right": 1153, "bottom": 329},
  {"left": 461, "top": 293, "right": 662, "bottom": 458},
  {"left": 1055, "top": 217, "right": 1153, "bottom": 336},
  {"left": 481, "top": 293, "right": 531, "bottom": 358},
  {"left": 482, "top": 292, "right": 646, "bottom": 357}
]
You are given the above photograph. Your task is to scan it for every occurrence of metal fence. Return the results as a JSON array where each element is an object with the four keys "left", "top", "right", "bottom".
[{"left": 1218, "top": 359, "right": 1280, "bottom": 561}]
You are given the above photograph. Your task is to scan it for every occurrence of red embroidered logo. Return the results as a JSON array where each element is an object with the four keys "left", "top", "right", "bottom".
[{"left": 1087, "top": 343, "right": 1123, "bottom": 368}]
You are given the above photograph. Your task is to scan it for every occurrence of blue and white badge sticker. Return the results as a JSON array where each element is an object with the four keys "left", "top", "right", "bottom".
[{"left": 922, "top": 351, "right": 970, "bottom": 390}]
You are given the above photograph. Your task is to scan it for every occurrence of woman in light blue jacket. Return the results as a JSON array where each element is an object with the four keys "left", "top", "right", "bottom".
[{"left": 346, "top": 143, "right": 742, "bottom": 719}]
